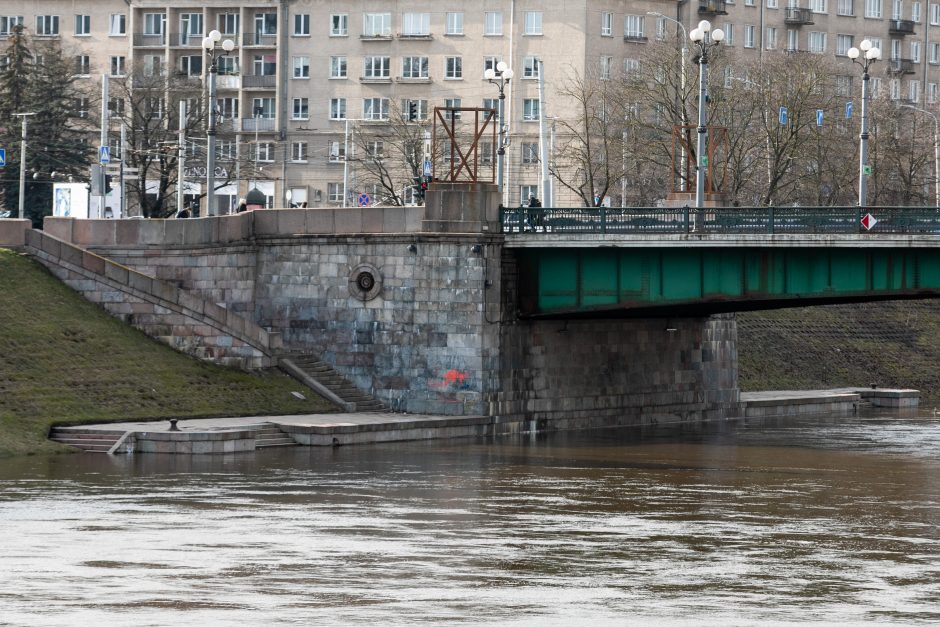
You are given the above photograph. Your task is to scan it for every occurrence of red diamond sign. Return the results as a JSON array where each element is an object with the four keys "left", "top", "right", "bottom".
[{"left": 861, "top": 213, "right": 878, "bottom": 231}]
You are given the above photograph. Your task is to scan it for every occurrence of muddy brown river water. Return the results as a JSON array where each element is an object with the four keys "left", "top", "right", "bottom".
[{"left": 1, "top": 409, "right": 938, "bottom": 625}]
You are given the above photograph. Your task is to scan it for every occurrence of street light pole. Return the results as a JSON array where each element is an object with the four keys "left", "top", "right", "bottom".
[
  {"left": 689, "top": 20, "right": 725, "bottom": 209},
  {"left": 648, "top": 12, "right": 689, "bottom": 191},
  {"left": 846, "top": 40, "right": 882, "bottom": 208},
  {"left": 901, "top": 104, "right": 940, "bottom": 208},
  {"left": 13, "top": 112, "right": 35, "bottom": 221},
  {"left": 485, "top": 61, "right": 514, "bottom": 201},
  {"left": 202, "top": 30, "right": 235, "bottom": 216}
]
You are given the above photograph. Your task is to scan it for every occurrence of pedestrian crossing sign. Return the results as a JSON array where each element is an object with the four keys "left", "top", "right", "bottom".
[
  {"left": 0, "top": 148, "right": 5, "bottom": 167},
  {"left": 99, "top": 146, "right": 110, "bottom": 165}
]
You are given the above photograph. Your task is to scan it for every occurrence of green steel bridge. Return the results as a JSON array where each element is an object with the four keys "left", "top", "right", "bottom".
[{"left": 499, "top": 206, "right": 940, "bottom": 318}]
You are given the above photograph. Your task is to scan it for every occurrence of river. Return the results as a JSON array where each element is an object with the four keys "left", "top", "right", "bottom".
[{"left": 1, "top": 409, "right": 938, "bottom": 625}]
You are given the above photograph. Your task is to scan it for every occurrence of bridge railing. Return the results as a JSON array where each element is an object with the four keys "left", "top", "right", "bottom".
[{"left": 499, "top": 206, "right": 940, "bottom": 235}]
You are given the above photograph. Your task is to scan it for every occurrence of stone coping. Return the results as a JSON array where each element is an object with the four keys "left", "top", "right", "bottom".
[
  {"left": 134, "top": 429, "right": 256, "bottom": 441},
  {"left": 277, "top": 414, "right": 493, "bottom": 435},
  {"left": 0, "top": 219, "right": 29, "bottom": 247},
  {"left": 740, "top": 391, "right": 862, "bottom": 407}
]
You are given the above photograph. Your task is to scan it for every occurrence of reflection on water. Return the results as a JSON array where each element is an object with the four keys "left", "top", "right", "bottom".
[{"left": 1, "top": 410, "right": 939, "bottom": 625}]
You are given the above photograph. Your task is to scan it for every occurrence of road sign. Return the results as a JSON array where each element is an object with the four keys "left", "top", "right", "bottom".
[
  {"left": 861, "top": 213, "right": 878, "bottom": 231},
  {"left": 846, "top": 101, "right": 853, "bottom": 119},
  {"left": 423, "top": 159, "right": 432, "bottom": 177},
  {"left": 863, "top": 165, "right": 873, "bottom": 175},
  {"left": 779, "top": 106, "right": 788, "bottom": 125},
  {"left": 0, "top": 148, "right": 5, "bottom": 167},
  {"left": 99, "top": 146, "right": 110, "bottom": 165},
  {"left": 357, "top": 193, "right": 371, "bottom": 207},
  {"left": 816, "top": 109, "right": 824, "bottom": 127}
]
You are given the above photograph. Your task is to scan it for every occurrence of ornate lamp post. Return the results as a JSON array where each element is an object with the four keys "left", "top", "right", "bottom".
[
  {"left": 689, "top": 20, "right": 724, "bottom": 209},
  {"left": 649, "top": 12, "right": 690, "bottom": 192},
  {"left": 846, "top": 39, "right": 881, "bottom": 208},
  {"left": 484, "top": 61, "right": 514, "bottom": 198},
  {"left": 202, "top": 30, "right": 235, "bottom": 216}
]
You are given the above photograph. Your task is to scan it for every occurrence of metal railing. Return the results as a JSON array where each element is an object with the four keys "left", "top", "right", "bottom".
[{"left": 499, "top": 206, "right": 940, "bottom": 235}]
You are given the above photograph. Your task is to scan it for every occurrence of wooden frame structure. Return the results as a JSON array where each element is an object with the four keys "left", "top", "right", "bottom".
[{"left": 432, "top": 107, "right": 498, "bottom": 183}]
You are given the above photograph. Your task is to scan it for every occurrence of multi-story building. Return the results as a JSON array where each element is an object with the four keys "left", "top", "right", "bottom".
[{"left": 1, "top": 0, "right": 936, "bottom": 212}]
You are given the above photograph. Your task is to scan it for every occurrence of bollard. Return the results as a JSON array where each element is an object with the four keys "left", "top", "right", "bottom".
[{"left": 169, "top": 419, "right": 180, "bottom": 431}]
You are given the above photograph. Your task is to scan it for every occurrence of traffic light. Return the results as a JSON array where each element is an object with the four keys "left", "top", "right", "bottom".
[
  {"left": 104, "top": 174, "right": 114, "bottom": 191},
  {"left": 408, "top": 101, "right": 418, "bottom": 122}
]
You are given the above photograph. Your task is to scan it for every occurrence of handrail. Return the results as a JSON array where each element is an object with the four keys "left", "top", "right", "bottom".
[{"left": 499, "top": 206, "right": 940, "bottom": 235}]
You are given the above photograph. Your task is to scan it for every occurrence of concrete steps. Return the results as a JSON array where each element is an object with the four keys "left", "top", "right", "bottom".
[
  {"left": 48, "top": 428, "right": 127, "bottom": 453},
  {"left": 251, "top": 423, "right": 298, "bottom": 448},
  {"left": 279, "top": 354, "right": 386, "bottom": 413}
]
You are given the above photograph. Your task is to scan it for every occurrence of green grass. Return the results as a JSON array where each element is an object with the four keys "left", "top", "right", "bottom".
[{"left": 0, "top": 249, "right": 336, "bottom": 457}]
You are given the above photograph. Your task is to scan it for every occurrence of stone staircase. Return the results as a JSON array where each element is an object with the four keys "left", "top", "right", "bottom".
[
  {"left": 279, "top": 354, "right": 386, "bottom": 412},
  {"left": 48, "top": 428, "right": 129, "bottom": 453},
  {"left": 251, "top": 423, "right": 298, "bottom": 448}
]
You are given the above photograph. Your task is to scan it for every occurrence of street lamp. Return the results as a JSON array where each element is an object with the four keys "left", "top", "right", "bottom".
[
  {"left": 649, "top": 12, "right": 690, "bottom": 192},
  {"left": 202, "top": 29, "right": 235, "bottom": 216},
  {"left": 901, "top": 104, "right": 940, "bottom": 208},
  {"left": 846, "top": 39, "right": 881, "bottom": 207},
  {"left": 484, "top": 61, "right": 514, "bottom": 198},
  {"left": 689, "top": 20, "right": 724, "bottom": 209}
]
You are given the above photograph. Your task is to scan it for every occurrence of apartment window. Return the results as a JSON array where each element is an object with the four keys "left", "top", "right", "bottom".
[
  {"left": 523, "top": 99, "right": 540, "bottom": 121},
  {"left": 110, "top": 14, "right": 126, "bottom": 35},
  {"left": 745, "top": 25, "right": 756, "bottom": 48},
  {"left": 746, "top": 0, "right": 756, "bottom": 5},
  {"left": 624, "top": 58, "right": 641, "bottom": 75},
  {"left": 912, "top": 41, "right": 922, "bottom": 62},
  {"left": 330, "top": 143, "right": 347, "bottom": 164},
  {"left": 292, "top": 56, "right": 309, "bottom": 78},
  {"left": 928, "top": 82, "right": 938, "bottom": 103},
  {"left": 331, "top": 14, "right": 348, "bottom": 36},
  {"left": 330, "top": 98, "right": 346, "bottom": 120},
  {"left": 217, "top": 97, "right": 238, "bottom": 120},
  {"left": 808, "top": 31, "right": 826, "bottom": 53},
  {"left": 522, "top": 143, "right": 539, "bottom": 164},
  {"left": 36, "top": 15, "right": 59, "bottom": 36},
  {"left": 768, "top": 0, "right": 779, "bottom": 7},
  {"left": 524, "top": 12, "right": 543, "bottom": 35},
  {"left": 871, "top": 77, "right": 883, "bottom": 96},
  {"left": 293, "top": 14, "right": 310, "bottom": 36},
  {"left": 930, "top": 42, "right": 939, "bottom": 63},
  {"left": 810, "top": 0, "right": 828, "bottom": 12},
  {"left": 76, "top": 97, "right": 89, "bottom": 118},
  {"left": 724, "top": 23, "right": 735, "bottom": 45},
  {"left": 142, "top": 55, "right": 161, "bottom": 77},
  {"left": 520, "top": 185, "right": 539, "bottom": 204},
  {"left": 108, "top": 97, "right": 124, "bottom": 116},
  {"left": 363, "top": 98, "right": 390, "bottom": 120},
  {"left": 932, "top": 3, "right": 940, "bottom": 23},
  {"left": 364, "top": 141, "right": 384, "bottom": 160},
  {"left": 482, "top": 98, "right": 498, "bottom": 112},
  {"left": 601, "top": 12, "right": 613, "bottom": 36},
  {"left": 330, "top": 56, "right": 347, "bottom": 78},
  {"left": 216, "top": 140, "right": 236, "bottom": 161},
  {"left": 144, "top": 13, "right": 165, "bottom": 35},
  {"left": 444, "top": 98, "right": 461, "bottom": 120},
  {"left": 655, "top": 17, "right": 668, "bottom": 40},
  {"left": 892, "top": 38, "right": 902, "bottom": 59},
  {"left": 364, "top": 13, "right": 391, "bottom": 37},
  {"left": 625, "top": 15, "right": 645, "bottom": 39},
  {"left": 445, "top": 56, "right": 463, "bottom": 79},
  {"left": 523, "top": 56, "right": 540, "bottom": 79},
  {"left": 866, "top": 0, "right": 883, "bottom": 17},
  {"left": 252, "top": 97, "right": 275, "bottom": 118},
  {"left": 836, "top": 74, "right": 853, "bottom": 96},
  {"left": 363, "top": 56, "right": 391, "bottom": 79},
  {"left": 218, "top": 13, "right": 238, "bottom": 35},
  {"left": 837, "top": 34, "right": 854, "bottom": 55},
  {"left": 253, "top": 54, "right": 276, "bottom": 76},
  {"left": 292, "top": 98, "right": 309, "bottom": 120},
  {"left": 180, "top": 56, "right": 202, "bottom": 76},
  {"left": 328, "top": 183, "right": 344, "bottom": 202},
  {"left": 890, "top": 78, "right": 901, "bottom": 99},
  {"left": 402, "top": 13, "right": 430, "bottom": 36},
  {"left": 75, "top": 15, "right": 90, "bottom": 36},
  {"left": 0, "top": 17, "right": 24, "bottom": 35},
  {"left": 148, "top": 97, "right": 164, "bottom": 119},
  {"left": 254, "top": 13, "right": 277, "bottom": 35},
  {"left": 838, "top": 0, "right": 856, "bottom": 13},
  {"left": 402, "top": 56, "right": 429, "bottom": 79},
  {"left": 218, "top": 57, "right": 238, "bottom": 75},
  {"left": 910, "top": 80, "right": 921, "bottom": 101},
  {"left": 484, "top": 12, "right": 502, "bottom": 36},
  {"left": 893, "top": 0, "right": 903, "bottom": 18},
  {"left": 600, "top": 56, "right": 612, "bottom": 80},
  {"left": 787, "top": 29, "right": 799, "bottom": 51},
  {"left": 766, "top": 27, "right": 778, "bottom": 50},
  {"left": 484, "top": 56, "right": 499, "bottom": 74},
  {"left": 288, "top": 142, "right": 308, "bottom": 163},
  {"left": 110, "top": 56, "right": 125, "bottom": 76},
  {"left": 401, "top": 98, "right": 428, "bottom": 120},
  {"left": 256, "top": 142, "right": 274, "bottom": 162},
  {"left": 446, "top": 12, "right": 464, "bottom": 35},
  {"left": 913, "top": 1, "right": 923, "bottom": 20}
]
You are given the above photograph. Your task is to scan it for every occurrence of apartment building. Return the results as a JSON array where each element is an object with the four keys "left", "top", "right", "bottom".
[{"left": 1, "top": 0, "right": 937, "bottom": 212}]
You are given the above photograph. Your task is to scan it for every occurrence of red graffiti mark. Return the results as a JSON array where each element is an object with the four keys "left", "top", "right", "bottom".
[{"left": 443, "top": 369, "right": 468, "bottom": 386}]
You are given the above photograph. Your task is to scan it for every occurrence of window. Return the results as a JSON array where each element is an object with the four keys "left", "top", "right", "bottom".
[
  {"left": 143, "top": 55, "right": 161, "bottom": 77},
  {"left": 837, "top": 34, "right": 854, "bottom": 55},
  {"left": 893, "top": 0, "right": 903, "bottom": 18},
  {"left": 892, "top": 38, "right": 902, "bottom": 59},
  {"left": 110, "top": 56, "right": 125, "bottom": 76},
  {"left": 484, "top": 56, "right": 499, "bottom": 74},
  {"left": 522, "top": 143, "right": 539, "bottom": 164},
  {"left": 148, "top": 97, "right": 164, "bottom": 119},
  {"left": 787, "top": 29, "right": 799, "bottom": 51},
  {"left": 331, "top": 14, "right": 348, "bottom": 36},
  {"left": 401, "top": 98, "right": 428, "bottom": 120},
  {"left": 36, "top": 15, "right": 59, "bottom": 36},
  {"left": 600, "top": 56, "right": 612, "bottom": 80},
  {"left": 766, "top": 27, "right": 778, "bottom": 50},
  {"left": 330, "top": 56, "right": 347, "bottom": 78},
  {"left": 180, "top": 55, "right": 202, "bottom": 76},
  {"left": 444, "top": 98, "right": 461, "bottom": 120},
  {"left": 745, "top": 25, "right": 756, "bottom": 48},
  {"left": 253, "top": 54, "right": 276, "bottom": 76},
  {"left": 746, "top": 0, "right": 756, "bottom": 5},
  {"left": 217, "top": 97, "right": 238, "bottom": 120},
  {"left": 294, "top": 14, "right": 310, "bottom": 35},
  {"left": 365, "top": 141, "right": 384, "bottom": 160},
  {"left": 520, "top": 185, "right": 539, "bottom": 205},
  {"left": 402, "top": 13, "right": 430, "bottom": 36},
  {"left": 871, "top": 77, "right": 883, "bottom": 97},
  {"left": 624, "top": 58, "right": 641, "bottom": 75},
  {"left": 364, "top": 13, "right": 391, "bottom": 37},
  {"left": 482, "top": 98, "right": 499, "bottom": 111},
  {"left": 810, "top": 0, "right": 828, "bottom": 12},
  {"left": 363, "top": 98, "right": 390, "bottom": 120},
  {"left": 724, "top": 23, "right": 735, "bottom": 45},
  {"left": 767, "top": 0, "right": 779, "bottom": 7},
  {"left": 445, "top": 56, "right": 463, "bottom": 79},
  {"left": 836, "top": 74, "right": 853, "bottom": 96},
  {"left": 402, "top": 56, "right": 429, "bottom": 79},
  {"left": 446, "top": 12, "right": 464, "bottom": 35},
  {"left": 601, "top": 12, "right": 612, "bottom": 36},
  {"left": 625, "top": 15, "right": 645, "bottom": 39},
  {"left": 290, "top": 142, "right": 308, "bottom": 162},
  {"left": 330, "top": 98, "right": 346, "bottom": 120},
  {"left": 0, "top": 17, "right": 24, "bottom": 35},
  {"left": 890, "top": 78, "right": 901, "bottom": 100},
  {"left": 256, "top": 142, "right": 274, "bottom": 162},
  {"left": 108, "top": 97, "right": 124, "bottom": 116},
  {"left": 524, "top": 11, "right": 543, "bottom": 35},
  {"left": 328, "top": 183, "right": 344, "bottom": 202},
  {"left": 254, "top": 13, "right": 277, "bottom": 35},
  {"left": 914, "top": 1, "right": 923, "bottom": 20},
  {"left": 838, "top": 0, "right": 855, "bottom": 14},
  {"left": 329, "top": 143, "right": 347, "bottom": 164},
  {"left": 479, "top": 141, "right": 494, "bottom": 165},
  {"left": 292, "top": 98, "right": 309, "bottom": 120},
  {"left": 523, "top": 99, "right": 540, "bottom": 121},
  {"left": 75, "top": 15, "right": 90, "bottom": 36},
  {"left": 109, "top": 14, "right": 126, "bottom": 35},
  {"left": 932, "top": 3, "right": 940, "bottom": 24},
  {"left": 928, "top": 82, "right": 938, "bottom": 103},
  {"left": 217, "top": 140, "right": 236, "bottom": 160},
  {"left": 363, "top": 56, "right": 391, "bottom": 79},
  {"left": 144, "top": 13, "right": 165, "bottom": 35},
  {"left": 930, "top": 42, "right": 939, "bottom": 63},
  {"left": 655, "top": 17, "right": 668, "bottom": 40},
  {"left": 910, "top": 80, "right": 921, "bottom": 102},
  {"left": 523, "top": 56, "right": 540, "bottom": 79},
  {"left": 76, "top": 97, "right": 89, "bottom": 118},
  {"left": 180, "top": 13, "right": 203, "bottom": 44},
  {"left": 808, "top": 31, "right": 826, "bottom": 53},
  {"left": 292, "top": 56, "right": 309, "bottom": 78},
  {"left": 252, "top": 97, "right": 275, "bottom": 118},
  {"left": 218, "top": 57, "right": 238, "bottom": 75},
  {"left": 484, "top": 12, "right": 502, "bottom": 36},
  {"left": 218, "top": 13, "right": 238, "bottom": 35},
  {"left": 912, "top": 41, "right": 922, "bottom": 62},
  {"left": 866, "top": 0, "right": 883, "bottom": 17}
]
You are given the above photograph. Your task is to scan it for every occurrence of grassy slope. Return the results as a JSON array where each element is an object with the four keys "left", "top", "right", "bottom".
[
  {"left": 738, "top": 299, "right": 940, "bottom": 405},
  {"left": 0, "top": 249, "right": 335, "bottom": 457}
]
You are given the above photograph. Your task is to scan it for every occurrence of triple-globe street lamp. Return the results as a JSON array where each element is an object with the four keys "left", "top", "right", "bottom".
[
  {"left": 846, "top": 39, "right": 881, "bottom": 208},
  {"left": 202, "top": 30, "right": 235, "bottom": 216},
  {"left": 484, "top": 61, "right": 514, "bottom": 198},
  {"left": 689, "top": 20, "right": 724, "bottom": 209}
]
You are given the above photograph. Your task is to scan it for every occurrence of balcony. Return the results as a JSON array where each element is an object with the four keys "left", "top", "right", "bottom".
[
  {"left": 216, "top": 74, "right": 241, "bottom": 90},
  {"left": 133, "top": 33, "right": 166, "bottom": 47},
  {"left": 240, "top": 117, "right": 276, "bottom": 132},
  {"left": 889, "top": 58, "right": 915, "bottom": 74},
  {"left": 889, "top": 19, "right": 916, "bottom": 36},
  {"left": 168, "top": 32, "right": 203, "bottom": 47},
  {"left": 243, "top": 32, "right": 277, "bottom": 46},
  {"left": 242, "top": 74, "right": 276, "bottom": 88},
  {"left": 784, "top": 7, "right": 814, "bottom": 25},
  {"left": 698, "top": 0, "right": 729, "bottom": 16}
]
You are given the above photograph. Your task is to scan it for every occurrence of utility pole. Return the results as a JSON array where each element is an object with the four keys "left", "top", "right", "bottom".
[
  {"left": 97, "top": 74, "right": 109, "bottom": 219},
  {"left": 537, "top": 59, "right": 550, "bottom": 206},
  {"left": 178, "top": 101, "right": 186, "bottom": 215},
  {"left": 120, "top": 123, "right": 126, "bottom": 217},
  {"left": 13, "top": 113, "right": 35, "bottom": 221}
]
